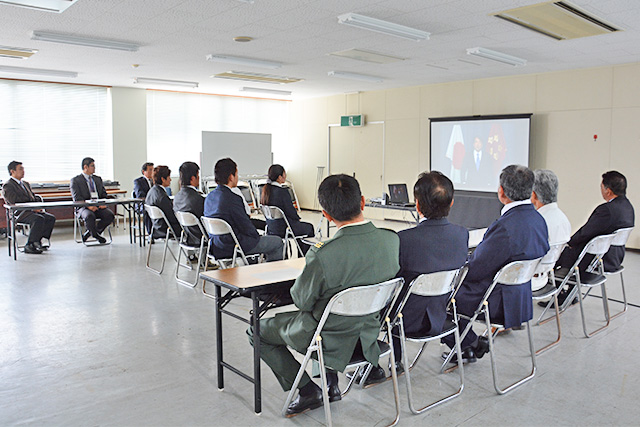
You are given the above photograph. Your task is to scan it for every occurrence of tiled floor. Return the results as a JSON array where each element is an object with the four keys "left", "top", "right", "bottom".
[{"left": 1, "top": 213, "right": 638, "bottom": 426}]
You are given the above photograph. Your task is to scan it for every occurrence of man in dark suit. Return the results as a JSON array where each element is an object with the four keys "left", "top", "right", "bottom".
[
  {"left": 70, "top": 157, "right": 114, "bottom": 244},
  {"left": 2, "top": 161, "right": 56, "bottom": 254},
  {"left": 552, "top": 170, "right": 635, "bottom": 306},
  {"left": 463, "top": 136, "right": 493, "bottom": 190},
  {"left": 173, "top": 161, "right": 204, "bottom": 245},
  {"left": 442, "top": 164, "right": 549, "bottom": 363},
  {"left": 145, "top": 165, "right": 181, "bottom": 240},
  {"left": 133, "top": 162, "right": 154, "bottom": 233},
  {"left": 204, "top": 158, "right": 283, "bottom": 261}
]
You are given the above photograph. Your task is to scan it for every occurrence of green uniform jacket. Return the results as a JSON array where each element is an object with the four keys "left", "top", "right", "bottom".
[{"left": 271, "top": 221, "right": 400, "bottom": 372}]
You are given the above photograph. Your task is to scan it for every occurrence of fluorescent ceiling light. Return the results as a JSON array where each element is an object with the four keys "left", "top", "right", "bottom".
[
  {"left": 213, "top": 71, "right": 302, "bottom": 84},
  {"left": 0, "top": 45, "right": 38, "bottom": 59},
  {"left": 0, "top": 0, "right": 78, "bottom": 13},
  {"left": 328, "top": 70, "right": 383, "bottom": 83},
  {"left": 0, "top": 64, "right": 77, "bottom": 78},
  {"left": 337, "top": 13, "right": 430, "bottom": 41},
  {"left": 206, "top": 54, "right": 282, "bottom": 69},
  {"left": 329, "top": 48, "right": 404, "bottom": 64},
  {"left": 134, "top": 77, "right": 198, "bottom": 88},
  {"left": 240, "top": 87, "right": 291, "bottom": 96},
  {"left": 31, "top": 31, "right": 139, "bottom": 52},
  {"left": 466, "top": 47, "right": 527, "bottom": 66}
]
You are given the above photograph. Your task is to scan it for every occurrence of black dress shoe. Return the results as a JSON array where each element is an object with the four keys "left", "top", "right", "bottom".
[
  {"left": 363, "top": 365, "right": 387, "bottom": 388},
  {"left": 475, "top": 336, "right": 490, "bottom": 359},
  {"left": 24, "top": 243, "right": 43, "bottom": 254},
  {"left": 33, "top": 241, "right": 46, "bottom": 251},
  {"left": 442, "top": 347, "right": 477, "bottom": 364},
  {"left": 328, "top": 384, "right": 341, "bottom": 402},
  {"left": 82, "top": 231, "right": 91, "bottom": 242},
  {"left": 389, "top": 360, "right": 405, "bottom": 376},
  {"left": 95, "top": 235, "right": 107, "bottom": 244},
  {"left": 285, "top": 389, "right": 323, "bottom": 417}
]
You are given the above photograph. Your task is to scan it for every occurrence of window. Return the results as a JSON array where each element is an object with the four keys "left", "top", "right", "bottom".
[{"left": 0, "top": 79, "right": 112, "bottom": 182}]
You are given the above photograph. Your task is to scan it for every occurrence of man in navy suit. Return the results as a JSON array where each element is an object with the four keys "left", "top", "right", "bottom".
[
  {"left": 133, "top": 162, "right": 154, "bottom": 234},
  {"left": 204, "top": 158, "right": 283, "bottom": 262},
  {"left": 443, "top": 164, "right": 549, "bottom": 363}
]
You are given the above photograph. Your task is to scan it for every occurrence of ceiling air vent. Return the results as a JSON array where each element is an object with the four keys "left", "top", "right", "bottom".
[{"left": 493, "top": 1, "right": 621, "bottom": 40}]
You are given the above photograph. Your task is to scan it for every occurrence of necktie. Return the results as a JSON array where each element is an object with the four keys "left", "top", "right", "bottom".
[{"left": 88, "top": 177, "right": 96, "bottom": 192}]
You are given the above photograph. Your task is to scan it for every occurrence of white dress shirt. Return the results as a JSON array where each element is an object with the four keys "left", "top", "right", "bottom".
[{"left": 531, "top": 202, "right": 571, "bottom": 291}]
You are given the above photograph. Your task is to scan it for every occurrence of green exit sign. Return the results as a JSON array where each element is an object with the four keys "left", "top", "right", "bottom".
[{"left": 340, "top": 114, "right": 365, "bottom": 127}]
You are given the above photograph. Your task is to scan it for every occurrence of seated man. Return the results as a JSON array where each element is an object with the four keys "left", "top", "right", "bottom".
[
  {"left": 70, "top": 157, "right": 114, "bottom": 244},
  {"left": 173, "top": 161, "right": 204, "bottom": 245},
  {"left": 145, "top": 165, "right": 181, "bottom": 240},
  {"left": 2, "top": 161, "right": 56, "bottom": 254},
  {"left": 247, "top": 174, "right": 400, "bottom": 417},
  {"left": 442, "top": 165, "right": 549, "bottom": 363},
  {"left": 133, "top": 162, "right": 154, "bottom": 234},
  {"left": 204, "top": 158, "right": 283, "bottom": 262},
  {"left": 554, "top": 170, "right": 634, "bottom": 305},
  {"left": 530, "top": 169, "right": 571, "bottom": 291}
]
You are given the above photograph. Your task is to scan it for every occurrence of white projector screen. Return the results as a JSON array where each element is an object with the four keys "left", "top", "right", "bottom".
[{"left": 430, "top": 114, "right": 531, "bottom": 193}]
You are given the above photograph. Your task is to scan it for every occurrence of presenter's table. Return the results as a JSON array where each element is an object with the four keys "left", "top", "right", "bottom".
[
  {"left": 200, "top": 258, "right": 306, "bottom": 414},
  {"left": 365, "top": 202, "right": 419, "bottom": 223},
  {"left": 4, "top": 197, "right": 145, "bottom": 260}
]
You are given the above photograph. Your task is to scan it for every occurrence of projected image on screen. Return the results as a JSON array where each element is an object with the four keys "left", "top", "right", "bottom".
[{"left": 430, "top": 115, "right": 531, "bottom": 193}]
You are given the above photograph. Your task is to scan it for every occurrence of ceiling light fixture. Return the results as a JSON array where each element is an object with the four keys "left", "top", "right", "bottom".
[
  {"left": 327, "top": 70, "right": 383, "bottom": 83},
  {"left": 206, "top": 54, "right": 282, "bottom": 70},
  {"left": 240, "top": 87, "right": 291, "bottom": 96},
  {"left": 134, "top": 77, "right": 198, "bottom": 88},
  {"left": 329, "top": 48, "right": 405, "bottom": 64},
  {"left": 337, "top": 13, "right": 430, "bottom": 41},
  {"left": 0, "top": 64, "right": 77, "bottom": 78},
  {"left": 0, "top": 0, "right": 79, "bottom": 13},
  {"left": 31, "top": 31, "right": 139, "bottom": 52},
  {"left": 466, "top": 47, "right": 527, "bottom": 66},
  {"left": 0, "top": 45, "right": 38, "bottom": 59},
  {"left": 213, "top": 71, "right": 302, "bottom": 84}
]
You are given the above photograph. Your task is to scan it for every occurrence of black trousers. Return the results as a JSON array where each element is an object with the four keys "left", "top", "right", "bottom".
[
  {"left": 18, "top": 211, "right": 56, "bottom": 244},
  {"left": 78, "top": 207, "right": 114, "bottom": 236}
]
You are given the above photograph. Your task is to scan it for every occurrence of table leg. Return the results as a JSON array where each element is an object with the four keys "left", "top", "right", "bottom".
[
  {"left": 252, "top": 292, "right": 262, "bottom": 414},
  {"left": 128, "top": 203, "right": 133, "bottom": 244},
  {"left": 12, "top": 210, "right": 17, "bottom": 260},
  {"left": 215, "top": 284, "right": 224, "bottom": 390},
  {"left": 6, "top": 208, "right": 11, "bottom": 257}
]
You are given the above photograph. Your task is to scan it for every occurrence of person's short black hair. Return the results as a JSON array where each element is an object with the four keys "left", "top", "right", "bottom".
[
  {"left": 214, "top": 158, "right": 237, "bottom": 185},
  {"left": 267, "top": 164, "right": 285, "bottom": 182},
  {"left": 153, "top": 165, "right": 171, "bottom": 185},
  {"left": 317, "top": 174, "right": 362, "bottom": 222},
  {"left": 499, "top": 164, "right": 535, "bottom": 201},
  {"left": 414, "top": 171, "right": 454, "bottom": 219},
  {"left": 602, "top": 171, "right": 627, "bottom": 196},
  {"left": 179, "top": 161, "right": 200, "bottom": 187},
  {"left": 81, "top": 157, "right": 95, "bottom": 170},
  {"left": 7, "top": 160, "right": 22, "bottom": 175},
  {"left": 141, "top": 162, "right": 154, "bottom": 174}
]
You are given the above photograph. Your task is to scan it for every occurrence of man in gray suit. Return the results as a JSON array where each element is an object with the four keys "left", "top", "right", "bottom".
[
  {"left": 70, "top": 157, "right": 114, "bottom": 244},
  {"left": 173, "top": 161, "right": 204, "bottom": 245}
]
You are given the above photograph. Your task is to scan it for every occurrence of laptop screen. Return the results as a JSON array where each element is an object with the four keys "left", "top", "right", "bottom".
[{"left": 388, "top": 184, "right": 410, "bottom": 204}]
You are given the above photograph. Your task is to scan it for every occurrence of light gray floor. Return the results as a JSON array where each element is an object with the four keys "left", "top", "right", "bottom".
[{"left": 1, "top": 213, "right": 639, "bottom": 426}]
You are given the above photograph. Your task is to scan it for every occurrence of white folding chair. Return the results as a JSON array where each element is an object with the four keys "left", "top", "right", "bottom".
[
  {"left": 442, "top": 258, "right": 543, "bottom": 395},
  {"left": 174, "top": 211, "right": 208, "bottom": 288},
  {"left": 282, "top": 277, "right": 404, "bottom": 427},
  {"left": 73, "top": 206, "right": 113, "bottom": 246},
  {"left": 532, "top": 241, "right": 568, "bottom": 354},
  {"left": 261, "top": 205, "right": 307, "bottom": 258},
  {"left": 145, "top": 204, "right": 178, "bottom": 274},
  {"left": 396, "top": 267, "right": 468, "bottom": 414},
  {"left": 604, "top": 227, "right": 634, "bottom": 320}
]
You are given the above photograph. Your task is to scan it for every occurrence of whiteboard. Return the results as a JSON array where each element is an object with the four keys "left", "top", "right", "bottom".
[{"left": 201, "top": 131, "right": 272, "bottom": 177}]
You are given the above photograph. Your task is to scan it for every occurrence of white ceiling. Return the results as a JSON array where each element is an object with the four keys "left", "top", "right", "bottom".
[{"left": 1, "top": 0, "right": 639, "bottom": 99}]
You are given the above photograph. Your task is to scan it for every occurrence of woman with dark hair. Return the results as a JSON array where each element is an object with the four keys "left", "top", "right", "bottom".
[
  {"left": 261, "top": 164, "right": 314, "bottom": 254},
  {"left": 145, "top": 165, "right": 181, "bottom": 239}
]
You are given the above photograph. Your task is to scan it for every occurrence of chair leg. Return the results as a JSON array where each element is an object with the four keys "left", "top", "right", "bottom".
[
  {"left": 317, "top": 340, "right": 333, "bottom": 427},
  {"left": 175, "top": 245, "right": 199, "bottom": 288},
  {"left": 608, "top": 272, "right": 628, "bottom": 320},
  {"left": 282, "top": 339, "right": 323, "bottom": 419},
  {"left": 146, "top": 231, "right": 170, "bottom": 274},
  {"left": 340, "top": 365, "right": 363, "bottom": 398},
  {"left": 385, "top": 316, "right": 401, "bottom": 427},
  {"left": 579, "top": 283, "right": 611, "bottom": 338},
  {"left": 535, "top": 293, "right": 562, "bottom": 355}
]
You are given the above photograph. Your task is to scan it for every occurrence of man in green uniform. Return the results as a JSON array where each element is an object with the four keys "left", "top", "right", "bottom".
[{"left": 247, "top": 174, "right": 400, "bottom": 417}]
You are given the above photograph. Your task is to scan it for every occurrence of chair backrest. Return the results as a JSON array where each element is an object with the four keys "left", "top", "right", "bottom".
[
  {"left": 145, "top": 204, "right": 166, "bottom": 221},
  {"left": 200, "top": 217, "right": 232, "bottom": 236},
  {"left": 262, "top": 205, "right": 285, "bottom": 221},
  {"left": 611, "top": 227, "right": 634, "bottom": 246},
  {"left": 328, "top": 278, "right": 403, "bottom": 317},
  {"left": 534, "top": 241, "right": 567, "bottom": 275},
  {"left": 494, "top": 258, "right": 543, "bottom": 286},
  {"left": 583, "top": 233, "right": 616, "bottom": 256},
  {"left": 410, "top": 269, "right": 461, "bottom": 297},
  {"left": 175, "top": 211, "right": 200, "bottom": 228}
]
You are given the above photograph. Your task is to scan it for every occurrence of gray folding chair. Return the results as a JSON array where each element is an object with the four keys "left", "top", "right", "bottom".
[
  {"left": 442, "top": 258, "right": 542, "bottom": 395},
  {"left": 282, "top": 278, "right": 404, "bottom": 427},
  {"left": 174, "top": 211, "right": 208, "bottom": 288},
  {"left": 261, "top": 205, "right": 307, "bottom": 258},
  {"left": 73, "top": 206, "right": 113, "bottom": 246},
  {"left": 552, "top": 233, "right": 616, "bottom": 338},
  {"left": 604, "top": 227, "right": 634, "bottom": 320},
  {"left": 145, "top": 204, "right": 178, "bottom": 274},
  {"left": 396, "top": 267, "right": 467, "bottom": 414},
  {"left": 532, "top": 241, "right": 568, "bottom": 354}
]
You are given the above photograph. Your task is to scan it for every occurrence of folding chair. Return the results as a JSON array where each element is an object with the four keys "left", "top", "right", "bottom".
[
  {"left": 174, "top": 211, "right": 208, "bottom": 288},
  {"left": 442, "top": 258, "right": 543, "bottom": 395},
  {"left": 532, "top": 241, "right": 568, "bottom": 354},
  {"left": 396, "top": 267, "right": 468, "bottom": 414},
  {"left": 604, "top": 227, "right": 634, "bottom": 320},
  {"left": 261, "top": 205, "right": 307, "bottom": 258},
  {"left": 282, "top": 277, "right": 404, "bottom": 427},
  {"left": 552, "top": 233, "right": 616, "bottom": 338},
  {"left": 145, "top": 204, "right": 178, "bottom": 274},
  {"left": 73, "top": 206, "right": 113, "bottom": 246}
]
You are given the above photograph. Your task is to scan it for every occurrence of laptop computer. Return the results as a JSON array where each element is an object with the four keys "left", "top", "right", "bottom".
[{"left": 387, "top": 184, "right": 415, "bottom": 207}]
